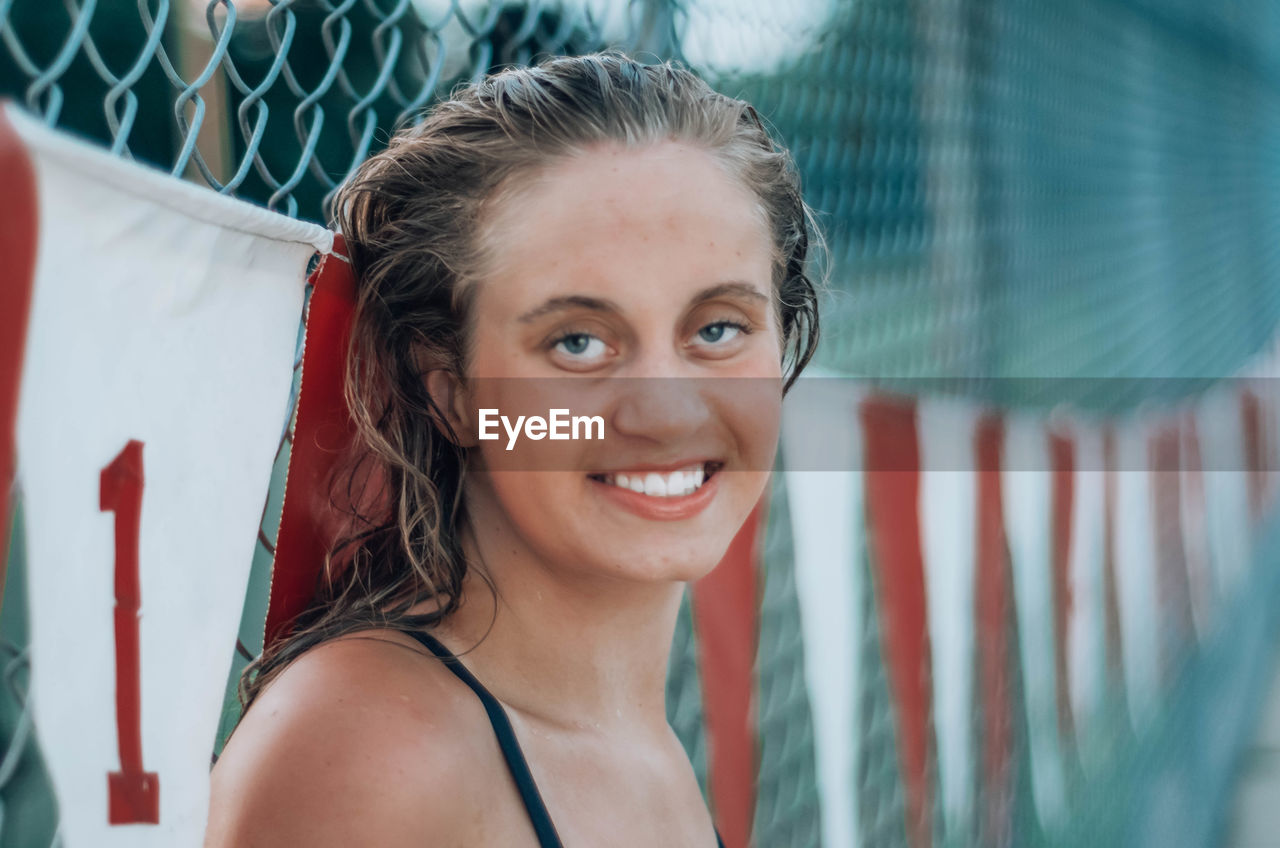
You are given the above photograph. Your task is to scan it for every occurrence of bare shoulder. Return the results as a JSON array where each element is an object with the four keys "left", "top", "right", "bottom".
[{"left": 205, "top": 630, "right": 496, "bottom": 848}]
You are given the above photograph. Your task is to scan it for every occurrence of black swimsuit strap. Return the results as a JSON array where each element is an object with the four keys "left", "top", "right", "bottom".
[
  {"left": 401, "top": 629, "right": 726, "bottom": 848},
  {"left": 401, "top": 629, "right": 565, "bottom": 848}
]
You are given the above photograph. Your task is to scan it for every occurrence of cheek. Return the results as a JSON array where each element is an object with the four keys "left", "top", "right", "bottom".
[
  {"left": 713, "top": 376, "right": 783, "bottom": 472},
  {"left": 467, "top": 381, "right": 598, "bottom": 473},
  {"left": 474, "top": 470, "right": 587, "bottom": 547},
  {"left": 486, "top": 471, "right": 576, "bottom": 510},
  {"left": 460, "top": 307, "right": 535, "bottom": 381}
]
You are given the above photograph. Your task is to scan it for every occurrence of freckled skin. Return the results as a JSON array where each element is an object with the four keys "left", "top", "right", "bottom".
[{"left": 460, "top": 140, "right": 783, "bottom": 584}]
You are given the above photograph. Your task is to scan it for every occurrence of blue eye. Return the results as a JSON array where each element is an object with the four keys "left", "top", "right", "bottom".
[
  {"left": 552, "top": 332, "right": 607, "bottom": 360},
  {"left": 697, "top": 322, "right": 743, "bottom": 344},
  {"left": 560, "top": 333, "right": 592, "bottom": 354}
]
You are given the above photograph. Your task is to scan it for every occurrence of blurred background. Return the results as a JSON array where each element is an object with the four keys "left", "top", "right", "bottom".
[{"left": 4, "top": 1, "right": 1280, "bottom": 846}]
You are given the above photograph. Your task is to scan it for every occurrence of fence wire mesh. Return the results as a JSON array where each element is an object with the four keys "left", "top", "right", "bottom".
[
  {"left": 5, "top": 1, "right": 1280, "bottom": 847},
  {"left": 0, "top": 0, "right": 679, "bottom": 218}
]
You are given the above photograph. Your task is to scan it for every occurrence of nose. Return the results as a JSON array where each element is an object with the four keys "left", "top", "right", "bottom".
[
  {"left": 612, "top": 378, "right": 714, "bottom": 443},
  {"left": 610, "top": 375, "right": 715, "bottom": 444}
]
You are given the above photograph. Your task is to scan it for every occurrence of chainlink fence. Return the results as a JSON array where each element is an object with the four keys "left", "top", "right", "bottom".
[{"left": 5, "top": 1, "right": 1280, "bottom": 847}]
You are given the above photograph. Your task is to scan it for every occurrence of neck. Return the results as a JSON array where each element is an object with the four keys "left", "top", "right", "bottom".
[{"left": 427, "top": 509, "right": 686, "bottom": 738}]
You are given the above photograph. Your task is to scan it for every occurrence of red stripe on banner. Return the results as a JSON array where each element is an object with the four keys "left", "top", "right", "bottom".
[
  {"left": 975, "top": 414, "right": 1013, "bottom": 848},
  {"left": 1101, "top": 427, "right": 1125, "bottom": 691},
  {"left": 265, "top": 237, "right": 358, "bottom": 649},
  {"left": 861, "top": 396, "right": 933, "bottom": 848},
  {"left": 1048, "top": 432, "right": 1075, "bottom": 745},
  {"left": 1150, "top": 423, "right": 1192, "bottom": 673},
  {"left": 1242, "top": 390, "right": 1264, "bottom": 523},
  {"left": 692, "top": 499, "right": 764, "bottom": 848},
  {"left": 0, "top": 104, "right": 39, "bottom": 607}
]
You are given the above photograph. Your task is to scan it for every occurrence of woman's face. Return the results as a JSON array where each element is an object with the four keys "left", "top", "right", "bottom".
[{"left": 454, "top": 140, "right": 783, "bottom": 585}]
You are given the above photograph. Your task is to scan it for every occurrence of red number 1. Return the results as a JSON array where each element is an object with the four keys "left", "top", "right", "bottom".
[{"left": 101, "top": 440, "right": 159, "bottom": 825}]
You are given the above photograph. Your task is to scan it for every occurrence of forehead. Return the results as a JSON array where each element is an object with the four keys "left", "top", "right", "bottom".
[{"left": 475, "top": 141, "right": 773, "bottom": 308}]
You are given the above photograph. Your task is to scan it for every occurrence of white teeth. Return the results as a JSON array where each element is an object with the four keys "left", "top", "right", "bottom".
[
  {"left": 600, "top": 464, "right": 710, "bottom": 498},
  {"left": 643, "top": 473, "right": 668, "bottom": 497}
]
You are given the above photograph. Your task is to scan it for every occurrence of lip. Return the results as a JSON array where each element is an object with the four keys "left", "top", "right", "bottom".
[{"left": 589, "top": 469, "right": 720, "bottom": 521}]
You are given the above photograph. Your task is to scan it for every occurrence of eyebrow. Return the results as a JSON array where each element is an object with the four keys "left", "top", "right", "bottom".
[
  {"left": 516, "top": 281, "right": 768, "bottom": 323},
  {"left": 517, "top": 294, "right": 621, "bottom": 323},
  {"left": 690, "top": 281, "right": 770, "bottom": 307}
]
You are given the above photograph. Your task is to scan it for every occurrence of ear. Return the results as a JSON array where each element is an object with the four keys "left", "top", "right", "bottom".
[{"left": 424, "top": 369, "right": 479, "bottom": 448}]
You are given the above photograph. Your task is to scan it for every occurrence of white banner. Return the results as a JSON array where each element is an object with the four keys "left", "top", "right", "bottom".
[{"left": 7, "top": 103, "right": 331, "bottom": 847}]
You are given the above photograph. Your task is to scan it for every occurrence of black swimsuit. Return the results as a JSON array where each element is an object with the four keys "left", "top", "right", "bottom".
[{"left": 403, "top": 630, "right": 727, "bottom": 848}]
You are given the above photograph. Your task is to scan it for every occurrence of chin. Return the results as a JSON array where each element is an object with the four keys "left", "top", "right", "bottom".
[
  {"left": 480, "top": 466, "right": 769, "bottom": 587},
  {"left": 573, "top": 468, "right": 768, "bottom": 584},
  {"left": 591, "top": 533, "right": 739, "bottom": 584}
]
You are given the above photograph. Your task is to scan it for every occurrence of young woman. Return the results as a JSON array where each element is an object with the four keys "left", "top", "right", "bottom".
[{"left": 205, "top": 51, "right": 820, "bottom": 847}]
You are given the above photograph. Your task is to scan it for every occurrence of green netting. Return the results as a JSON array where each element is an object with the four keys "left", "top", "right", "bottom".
[
  {"left": 5, "top": 2, "right": 1280, "bottom": 847},
  {"left": 0, "top": 509, "right": 57, "bottom": 848},
  {"left": 5, "top": 2, "right": 1280, "bottom": 387}
]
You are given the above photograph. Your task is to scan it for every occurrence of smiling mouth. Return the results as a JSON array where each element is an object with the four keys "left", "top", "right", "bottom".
[{"left": 587, "top": 461, "right": 723, "bottom": 498}]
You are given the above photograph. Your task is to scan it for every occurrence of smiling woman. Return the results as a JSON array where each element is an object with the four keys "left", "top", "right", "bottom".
[{"left": 204, "top": 51, "right": 820, "bottom": 848}]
